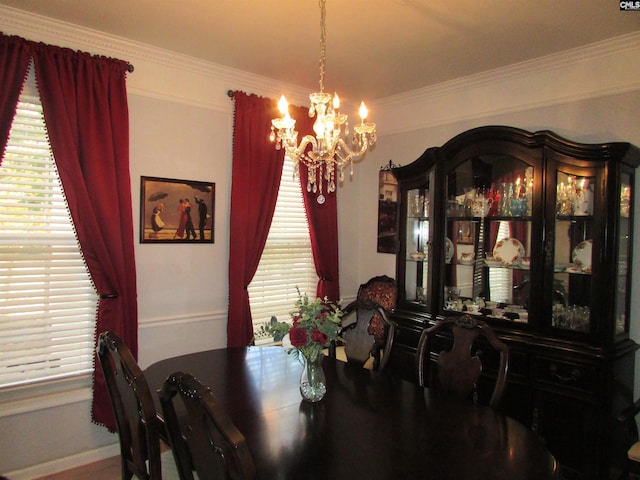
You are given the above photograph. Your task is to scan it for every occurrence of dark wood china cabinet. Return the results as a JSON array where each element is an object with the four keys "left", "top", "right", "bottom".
[{"left": 388, "top": 126, "right": 640, "bottom": 479}]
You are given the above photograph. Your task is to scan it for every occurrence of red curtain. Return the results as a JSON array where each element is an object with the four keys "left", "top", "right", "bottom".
[
  {"left": 0, "top": 33, "right": 136, "bottom": 431},
  {"left": 292, "top": 104, "right": 340, "bottom": 302},
  {"left": 227, "top": 92, "right": 285, "bottom": 347},
  {"left": 0, "top": 35, "right": 31, "bottom": 165}
]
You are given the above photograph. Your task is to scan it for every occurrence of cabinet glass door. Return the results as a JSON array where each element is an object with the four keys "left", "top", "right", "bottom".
[
  {"left": 615, "top": 173, "right": 633, "bottom": 335},
  {"left": 444, "top": 155, "right": 533, "bottom": 323},
  {"left": 551, "top": 171, "right": 595, "bottom": 333},
  {"left": 404, "top": 187, "right": 431, "bottom": 307}
]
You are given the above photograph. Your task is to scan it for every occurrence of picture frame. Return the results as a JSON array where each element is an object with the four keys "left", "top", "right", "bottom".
[
  {"left": 455, "top": 220, "right": 476, "bottom": 244},
  {"left": 140, "top": 176, "right": 215, "bottom": 243},
  {"left": 377, "top": 160, "right": 399, "bottom": 254}
]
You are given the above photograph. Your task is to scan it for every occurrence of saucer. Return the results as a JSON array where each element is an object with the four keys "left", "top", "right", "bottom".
[{"left": 409, "top": 251, "right": 426, "bottom": 261}]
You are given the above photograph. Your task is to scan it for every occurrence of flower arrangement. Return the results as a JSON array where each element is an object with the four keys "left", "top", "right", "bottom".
[{"left": 262, "top": 289, "right": 343, "bottom": 363}]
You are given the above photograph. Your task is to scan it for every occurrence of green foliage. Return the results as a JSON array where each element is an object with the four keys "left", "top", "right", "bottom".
[{"left": 260, "top": 288, "right": 343, "bottom": 361}]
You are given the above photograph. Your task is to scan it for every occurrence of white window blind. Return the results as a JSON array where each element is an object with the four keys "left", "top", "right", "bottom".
[
  {"left": 249, "top": 159, "right": 318, "bottom": 343},
  {"left": 489, "top": 221, "right": 513, "bottom": 303},
  {"left": 0, "top": 68, "right": 99, "bottom": 389}
]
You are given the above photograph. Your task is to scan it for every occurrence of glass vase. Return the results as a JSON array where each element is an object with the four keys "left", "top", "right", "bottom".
[{"left": 299, "top": 352, "right": 326, "bottom": 402}]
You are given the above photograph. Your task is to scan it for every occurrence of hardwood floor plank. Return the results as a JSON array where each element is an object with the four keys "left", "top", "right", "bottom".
[{"left": 33, "top": 455, "right": 121, "bottom": 480}]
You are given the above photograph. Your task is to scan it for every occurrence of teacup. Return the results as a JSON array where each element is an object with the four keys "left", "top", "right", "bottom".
[
  {"left": 459, "top": 252, "right": 474, "bottom": 263},
  {"left": 467, "top": 303, "right": 481, "bottom": 314},
  {"left": 446, "top": 300, "right": 462, "bottom": 311}
]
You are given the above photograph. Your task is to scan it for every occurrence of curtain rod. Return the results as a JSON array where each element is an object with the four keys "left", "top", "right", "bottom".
[{"left": 127, "top": 63, "right": 134, "bottom": 73}]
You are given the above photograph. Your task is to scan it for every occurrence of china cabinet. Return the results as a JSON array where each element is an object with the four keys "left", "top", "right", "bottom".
[{"left": 389, "top": 126, "right": 640, "bottom": 479}]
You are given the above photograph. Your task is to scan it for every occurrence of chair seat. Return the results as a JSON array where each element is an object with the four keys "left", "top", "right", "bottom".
[
  {"left": 324, "top": 345, "right": 375, "bottom": 370},
  {"left": 629, "top": 441, "right": 640, "bottom": 462}
]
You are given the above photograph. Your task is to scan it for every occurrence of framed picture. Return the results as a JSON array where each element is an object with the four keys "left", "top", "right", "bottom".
[
  {"left": 140, "top": 176, "right": 215, "bottom": 243},
  {"left": 377, "top": 161, "right": 399, "bottom": 254},
  {"left": 455, "top": 220, "right": 476, "bottom": 244}
]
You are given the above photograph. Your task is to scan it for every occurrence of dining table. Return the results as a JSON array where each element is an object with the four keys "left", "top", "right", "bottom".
[{"left": 144, "top": 346, "right": 558, "bottom": 479}]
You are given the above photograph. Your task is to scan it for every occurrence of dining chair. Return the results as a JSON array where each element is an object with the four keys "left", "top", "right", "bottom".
[
  {"left": 331, "top": 300, "right": 397, "bottom": 371},
  {"left": 416, "top": 314, "right": 509, "bottom": 408},
  {"left": 355, "top": 275, "right": 397, "bottom": 346},
  {"left": 160, "top": 371, "right": 257, "bottom": 480},
  {"left": 96, "top": 331, "right": 179, "bottom": 480}
]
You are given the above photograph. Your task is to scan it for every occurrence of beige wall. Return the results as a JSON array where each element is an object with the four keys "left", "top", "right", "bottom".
[{"left": 1, "top": 5, "right": 639, "bottom": 477}]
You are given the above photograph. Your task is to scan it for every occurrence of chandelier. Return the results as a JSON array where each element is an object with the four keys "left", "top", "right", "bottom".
[{"left": 270, "top": 0, "right": 377, "bottom": 204}]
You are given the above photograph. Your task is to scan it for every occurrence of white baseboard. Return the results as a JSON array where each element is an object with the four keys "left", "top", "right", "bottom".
[{"left": 4, "top": 443, "right": 120, "bottom": 480}]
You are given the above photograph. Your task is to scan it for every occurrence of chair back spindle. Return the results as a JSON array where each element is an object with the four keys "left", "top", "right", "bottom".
[
  {"left": 160, "top": 371, "right": 257, "bottom": 480},
  {"left": 416, "top": 315, "right": 509, "bottom": 408},
  {"left": 97, "top": 331, "right": 174, "bottom": 480}
]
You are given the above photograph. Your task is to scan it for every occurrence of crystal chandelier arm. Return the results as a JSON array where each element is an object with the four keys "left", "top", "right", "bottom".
[
  {"left": 285, "top": 134, "right": 317, "bottom": 162},
  {"left": 335, "top": 138, "right": 368, "bottom": 164}
]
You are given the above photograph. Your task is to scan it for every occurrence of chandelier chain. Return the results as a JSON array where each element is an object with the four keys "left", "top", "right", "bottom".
[{"left": 318, "top": 0, "right": 326, "bottom": 93}]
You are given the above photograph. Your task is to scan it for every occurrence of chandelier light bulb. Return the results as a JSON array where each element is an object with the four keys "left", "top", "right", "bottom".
[
  {"left": 270, "top": 0, "right": 377, "bottom": 203},
  {"left": 333, "top": 93, "right": 340, "bottom": 110},
  {"left": 359, "top": 102, "right": 368, "bottom": 122},
  {"left": 278, "top": 95, "right": 289, "bottom": 115}
]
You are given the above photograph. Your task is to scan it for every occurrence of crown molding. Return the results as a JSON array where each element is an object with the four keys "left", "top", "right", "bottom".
[
  {"left": 375, "top": 31, "right": 640, "bottom": 135},
  {"left": 2, "top": 5, "right": 638, "bottom": 123},
  {"left": 0, "top": 5, "right": 309, "bottom": 111}
]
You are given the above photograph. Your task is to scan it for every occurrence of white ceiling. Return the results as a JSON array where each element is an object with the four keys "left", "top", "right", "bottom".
[{"left": 1, "top": 0, "right": 639, "bottom": 101}]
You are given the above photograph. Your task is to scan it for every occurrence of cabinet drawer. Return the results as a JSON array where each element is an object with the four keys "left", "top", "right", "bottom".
[
  {"left": 533, "top": 357, "right": 597, "bottom": 394},
  {"left": 394, "top": 323, "right": 423, "bottom": 349}
]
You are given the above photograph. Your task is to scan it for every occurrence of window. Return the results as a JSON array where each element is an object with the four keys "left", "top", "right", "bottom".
[
  {"left": 489, "top": 221, "right": 513, "bottom": 303},
  {"left": 0, "top": 67, "right": 98, "bottom": 390},
  {"left": 249, "top": 159, "right": 318, "bottom": 343}
]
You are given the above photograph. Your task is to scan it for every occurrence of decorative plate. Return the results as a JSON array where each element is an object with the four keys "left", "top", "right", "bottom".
[
  {"left": 445, "top": 237, "right": 454, "bottom": 263},
  {"left": 572, "top": 239, "right": 592, "bottom": 273},
  {"left": 493, "top": 237, "right": 525, "bottom": 266}
]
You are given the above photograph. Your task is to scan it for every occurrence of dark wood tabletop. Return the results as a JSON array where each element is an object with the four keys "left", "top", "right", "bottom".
[{"left": 144, "top": 346, "right": 558, "bottom": 479}]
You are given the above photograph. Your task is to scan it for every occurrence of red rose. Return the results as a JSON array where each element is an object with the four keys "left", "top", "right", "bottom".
[
  {"left": 289, "top": 325, "right": 308, "bottom": 347},
  {"left": 311, "top": 328, "right": 328, "bottom": 345}
]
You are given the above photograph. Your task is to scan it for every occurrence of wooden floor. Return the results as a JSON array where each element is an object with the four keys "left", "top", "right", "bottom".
[{"left": 33, "top": 455, "right": 121, "bottom": 480}]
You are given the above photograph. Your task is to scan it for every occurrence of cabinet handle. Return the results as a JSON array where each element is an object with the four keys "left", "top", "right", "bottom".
[
  {"left": 531, "top": 407, "right": 539, "bottom": 431},
  {"left": 544, "top": 231, "right": 554, "bottom": 268},
  {"left": 549, "top": 363, "right": 580, "bottom": 382}
]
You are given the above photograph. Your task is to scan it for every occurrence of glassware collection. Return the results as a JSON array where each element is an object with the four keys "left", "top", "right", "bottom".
[{"left": 447, "top": 168, "right": 534, "bottom": 217}]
